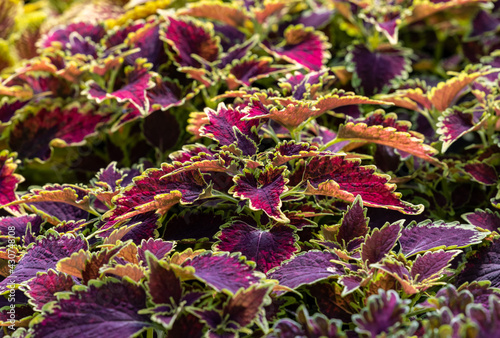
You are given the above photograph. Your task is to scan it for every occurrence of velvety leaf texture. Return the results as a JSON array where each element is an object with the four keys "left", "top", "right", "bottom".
[
  {"left": 146, "top": 254, "right": 183, "bottom": 306},
  {"left": 336, "top": 195, "right": 369, "bottom": 246},
  {"left": 463, "top": 161, "right": 498, "bottom": 185},
  {"left": 361, "top": 221, "right": 402, "bottom": 266},
  {"left": 0, "top": 232, "right": 87, "bottom": 293},
  {"left": 458, "top": 239, "right": 500, "bottom": 288},
  {"left": 410, "top": 250, "right": 461, "bottom": 283},
  {"left": 182, "top": 252, "right": 261, "bottom": 294},
  {"left": 437, "top": 106, "right": 486, "bottom": 152},
  {"left": 349, "top": 44, "right": 410, "bottom": 95},
  {"left": 231, "top": 166, "right": 289, "bottom": 222},
  {"left": 216, "top": 221, "right": 298, "bottom": 272},
  {"left": 138, "top": 238, "right": 175, "bottom": 264},
  {"left": 267, "top": 251, "right": 344, "bottom": 289},
  {"left": 399, "top": 220, "right": 487, "bottom": 257},
  {"left": 31, "top": 279, "right": 152, "bottom": 338},
  {"left": 24, "top": 269, "right": 75, "bottom": 311},
  {"left": 223, "top": 284, "right": 271, "bottom": 328}
]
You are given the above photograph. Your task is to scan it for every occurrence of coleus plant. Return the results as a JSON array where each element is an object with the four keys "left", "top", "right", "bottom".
[{"left": 0, "top": 0, "right": 499, "bottom": 337}]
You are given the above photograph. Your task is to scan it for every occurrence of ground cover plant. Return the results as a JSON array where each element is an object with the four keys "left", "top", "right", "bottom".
[{"left": 0, "top": 0, "right": 499, "bottom": 336}]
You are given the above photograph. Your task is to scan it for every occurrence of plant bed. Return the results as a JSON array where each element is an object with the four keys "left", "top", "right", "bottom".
[{"left": 0, "top": 0, "right": 500, "bottom": 337}]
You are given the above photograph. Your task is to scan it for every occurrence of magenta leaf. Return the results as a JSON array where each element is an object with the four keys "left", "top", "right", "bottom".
[
  {"left": 138, "top": 238, "right": 175, "bottom": 265},
  {"left": 85, "top": 58, "right": 154, "bottom": 113},
  {"left": 24, "top": 269, "right": 75, "bottom": 311},
  {"left": 225, "top": 56, "right": 288, "bottom": 89},
  {"left": 8, "top": 102, "right": 110, "bottom": 161},
  {"left": 230, "top": 166, "right": 289, "bottom": 223},
  {"left": 182, "top": 251, "right": 262, "bottom": 294},
  {"left": 201, "top": 102, "right": 260, "bottom": 155},
  {"left": 146, "top": 253, "right": 183, "bottom": 306},
  {"left": 348, "top": 44, "right": 410, "bottom": 95},
  {"left": 466, "top": 295, "right": 500, "bottom": 336},
  {"left": 399, "top": 220, "right": 487, "bottom": 257},
  {"left": 124, "top": 19, "right": 169, "bottom": 70},
  {"left": 146, "top": 77, "right": 189, "bottom": 112},
  {"left": 352, "top": 289, "right": 410, "bottom": 336},
  {"left": 463, "top": 161, "right": 498, "bottom": 185},
  {"left": 0, "top": 231, "right": 87, "bottom": 293},
  {"left": 361, "top": 221, "right": 402, "bottom": 267},
  {"left": 30, "top": 279, "right": 152, "bottom": 338},
  {"left": 463, "top": 208, "right": 500, "bottom": 232},
  {"left": 40, "top": 22, "right": 106, "bottom": 49},
  {"left": 0, "top": 151, "right": 23, "bottom": 214},
  {"left": 457, "top": 239, "right": 500, "bottom": 288},
  {"left": 0, "top": 215, "right": 42, "bottom": 241},
  {"left": 267, "top": 251, "right": 344, "bottom": 289},
  {"left": 161, "top": 17, "right": 220, "bottom": 68},
  {"left": 262, "top": 25, "right": 330, "bottom": 71},
  {"left": 215, "top": 221, "right": 298, "bottom": 273},
  {"left": 302, "top": 156, "right": 423, "bottom": 214},
  {"left": 411, "top": 250, "right": 461, "bottom": 284}
]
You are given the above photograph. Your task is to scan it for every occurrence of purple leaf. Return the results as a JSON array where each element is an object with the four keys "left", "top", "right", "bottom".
[
  {"left": 40, "top": 22, "right": 106, "bottom": 48},
  {"left": 146, "top": 253, "right": 182, "bottom": 306},
  {"left": 0, "top": 215, "right": 42, "bottom": 239},
  {"left": 201, "top": 102, "right": 260, "bottom": 154},
  {"left": 336, "top": 195, "right": 369, "bottom": 246},
  {"left": 146, "top": 77, "right": 187, "bottom": 112},
  {"left": 231, "top": 166, "right": 289, "bottom": 222},
  {"left": 457, "top": 239, "right": 500, "bottom": 288},
  {"left": 24, "top": 269, "right": 75, "bottom": 311},
  {"left": 30, "top": 279, "right": 152, "bottom": 338},
  {"left": 0, "top": 232, "right": 87, "bottom": 293},
  {"left": 182, "top": 252, "right": 262, "bottom": 294},
  {"left": 262, "top": 25, "right": 330, "bottom": 71},
  {"left": 352, "top": 289, "right": 410, "bottom": 336},
  {"left": 463, "top": 161, "right": 498, "bottom": 185},
  {"left": 399, "top": 220, "right": 486, "bottom": 257},
  {"left": 466, "top": 295, "right": 500, "bottom": 336},
  {"left": 215, "top": 221, "right": 298, "bottom": 272},
  {"left": 411, "top": 250, "right": 461, "bottom": 283},
  {"left": 225, "top": 56, "right": 287, "bottom": 89},
  {"left": 138, "top": 238, "right": 175, "bottom": 265},
  {"left": 267, "top": 251, "right": 344, "bottom": 289},
  {"left": 348, "top": 44, "right": 410, "bottom": 95},
  {"left": 361, "top": 221, "right": 402, "bottom": 266},
  {"left": 0, "top": 98, "right": 28, "bottom": 123},
  {"left": 437, "top": 105, "right": 487, "bottom": 152},
  {"left": 463, "top": 208, "right": 500, "bottom": 232},
  {"left": 124, "top": 19, "right": 169, "bottom": 70},
  {"left": 120, "top": 211, "right": 161, "bottom": 245},
  {"left": 222, "top": 285, "right": 271, "bottom": 329}
]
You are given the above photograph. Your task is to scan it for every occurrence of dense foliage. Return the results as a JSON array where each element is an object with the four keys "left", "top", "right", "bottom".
[{"left": 0, "top": 0, "right": 500, "bottom": 336}]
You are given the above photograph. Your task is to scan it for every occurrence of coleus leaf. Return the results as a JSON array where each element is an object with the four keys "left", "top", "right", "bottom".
[
  {"left": 105, "top": 163, "right": 209, "bottom": 222},
  {"left": 336, "top": 195, "right": 370, "bottom": 247},
  {"left": 124, "top": 19, "right": 169, "bottom": 70},
  {"left": 146, "top": 253, "right": 183, "bottom": 307},
  {"left": 215, "top": 221, "right": 298, "bottom": 273},
  {"left": 399, "top": 220, "right": 487, "bottom": 257},
  {"left": 361, "top": 221, "right": 402, "bottom": 267},
  {"left": 262, "top": 25, "right": 330, "bottom": 71},
  {"left": 160, "top": 16, "right": 220, "bottom": 68},
  {"left": 301, "top": 156, "right": 424, "bottom": 214},
  {"left": 279, "top": 69, "right": 335, "bottom": 100},
  {"left": 85, "top": 58, "right": 154, "bottom": 113},
  {"left": 0, "top": 215, "right": 42, "bottom": 242},
  {"left": 230, "top": 165, "right": 289, "bottom": 223},
  {"left": 8, "top": 101, "right": 110, "bottom": 161},
  {"left": 337, "top": 113, "right": 440, "bottom": 165},
  {"left": 225, "top": 56, "right": 288, "bottom": 90},
  {"left": 23, "top": 269, "right": 75, "bottom": 311},
  {"left": 269, "top": 141, "right": 323, "bottom": 166},
  {"left": 352, "top": 289, "right": 410, "bottom": 336},
  {"left": 200, "top": 102, "right": 260, "bottom": 155},
  {"left": 411, "top": 250, "right": 461, "bottom": 284},
  {"left": 0, "top": 150, "right": 24, "bottom": 215},
  {"left": 466, "top": 295, "right": 500, "bottom": 336},
  {"left": 347, "top": 44, "right": 411, "bottom": 96},
  {"left": 30, "top": 278, "right": 152, "bottom": 338},
  {"left": 269, "top": 305, "right": 344, "bottom": 338},
  {"left": 462, "top": 161, "right": 499, "bottom": 185},
  {"left": 39, "top": 22, "right": 106, "bottom": 49},
  {"left": 315, "top": 89, "right": 392, "bottom": 116},
  {"left": 463, "top": 208, "right": 500, "bottom": 232},
  {"left": 457, "top": 239, "right": 500, "bottom": 288},
  {"left": 180, "top": 251, "right": 262, "bottom": 294},
  {"left": 437, "top": 105, "right": 488, "bottom": 152},
  {"left": 267, "top": 251, "right": 345, "bottom": 289},
  {"left": 138, "top": 238, "right": 175, "bottom": 265},
  {"left": 0, "top": 231, "right": 87, "bottom": 293},
  {"left": 146, "top": 76, "right": 193, "bottom": 112}
]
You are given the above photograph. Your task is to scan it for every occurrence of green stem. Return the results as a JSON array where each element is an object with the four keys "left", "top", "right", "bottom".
[
  {"left": 261, "top": 125, "right": 280, "bottom": 145},
  {"left": 320, "top": 137, "right": 347, "bottom": 151},
  {"left": 211, "top": 191, "right": 240, "bottom": 204},
  {"left": 107, "top": 66, "right": 120, "bottom": 93},
  {"left": 146, "top": 327, "right": 154, "bottom": 338}
]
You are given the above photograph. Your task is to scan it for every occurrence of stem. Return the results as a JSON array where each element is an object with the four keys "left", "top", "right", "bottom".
[
  {"left": 107, "top": 66, "right": 120, "bottom": 93},
  {"left": 146, "top": 327, "right": 154, "bottom": 338},
  {"left": 320, "top": 137, "right": 347, "bottom": 151},
  {"left": 210, "top": 191, "right": 240, "bottom": 204},
  {"left": 261, "top": 125, "right": 280, "bottom": 145}
]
